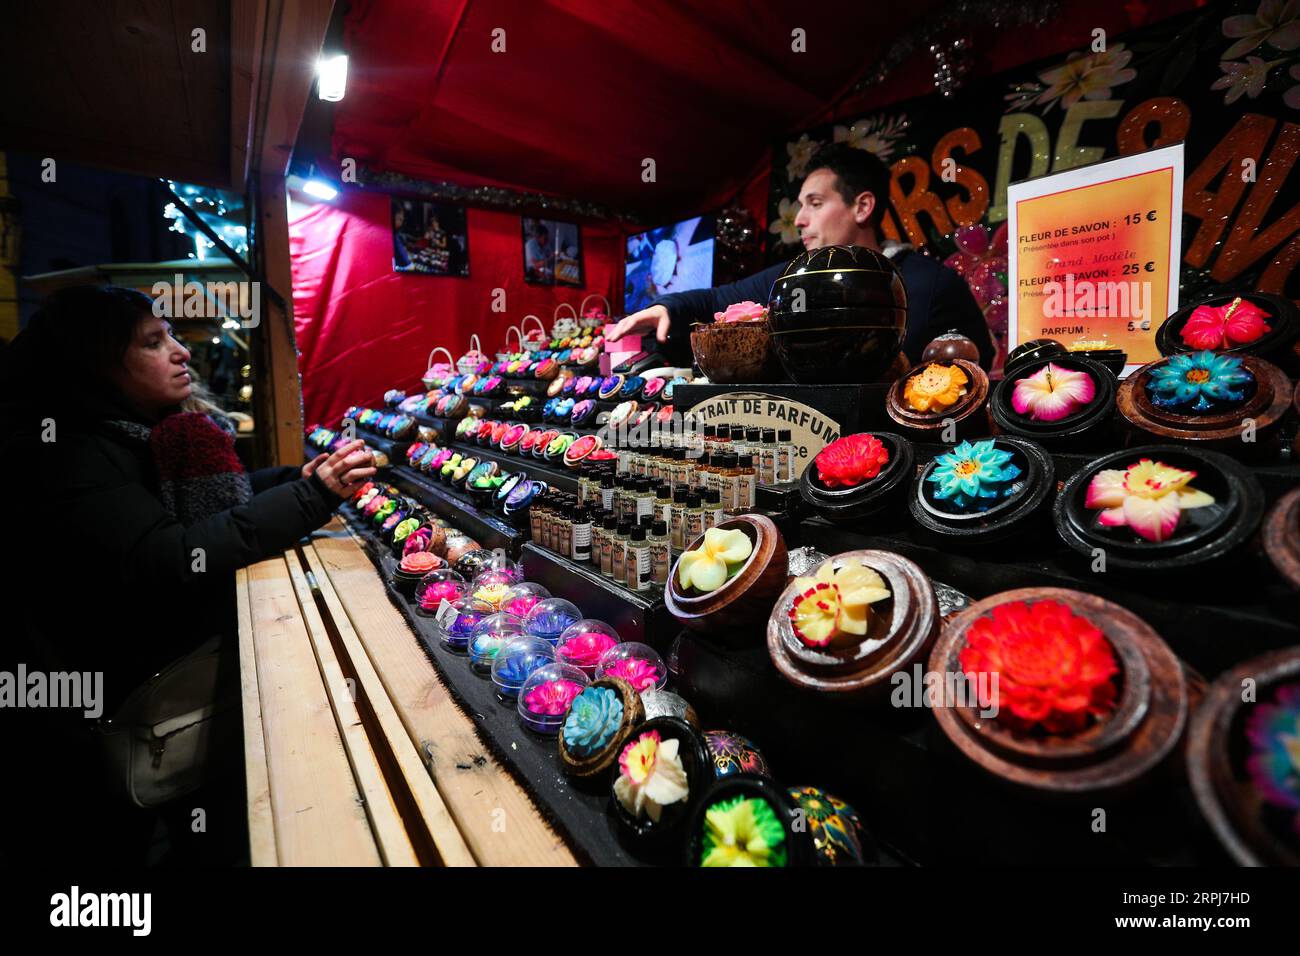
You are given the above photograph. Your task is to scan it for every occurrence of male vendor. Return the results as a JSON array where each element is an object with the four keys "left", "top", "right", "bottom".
[{"left": 608, "top": 143, "right": 995, "bottom": 370}]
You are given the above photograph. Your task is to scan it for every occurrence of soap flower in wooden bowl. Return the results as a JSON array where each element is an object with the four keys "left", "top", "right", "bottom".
[
  {"left": 958, "top": 599, "right": 1120, "bottom": 735},
  {"left": 1146, "top": 351, "right": 1253, "bottom": 413},
  {"left": 1245, "top": 682, "right": 1300, "bottom": 834},
  {"left": 713, "top": 300, "right": 768, "bottom": 324},
  {"left": 1181, "top": 297, "right": 1271, "bottom": 351},
  {"left": 814, "top": 433, "right": 890, "bottom": 488},
  {"left": 927, "top": 439, "right": 1021, "bottom": 510},
  {"left": 1011, "top": 361, "right": 1096, "bottom": 422},
  {"left": 677, "top": 527, "right": 754, "bottom": 593},
  {"left": 700, "top": 794, "right": 788, "bottom": 867},
  {"left": 615, "top": 729, "right": 690, "bottom": 823},
  {"left": 1085, "top": 458, "right": 1214, "bottom": 543},
  {"left": 903, "top": 362, "right": 968, "bottom": 413},
  {"left": 787, "top": 561, "right": 891, "bottom": 649}
]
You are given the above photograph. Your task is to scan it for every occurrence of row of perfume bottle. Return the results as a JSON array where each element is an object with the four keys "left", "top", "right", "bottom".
[
  {"left": 599, "top": 424, "right": 797, "bottom": 489},
  {"left": 528, "top": 489, "right": 730, "bottom": 591}
]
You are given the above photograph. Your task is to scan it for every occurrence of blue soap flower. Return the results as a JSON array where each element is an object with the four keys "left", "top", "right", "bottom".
[
  {"left": 927, "top": 439, "right": 1021, "bottom": 510},
  {"left": 1147, "top": 350, "right": 1253, "bottom": 413},
  {"left": 562, "top": 687, "right": 624, "bottom": 756}
]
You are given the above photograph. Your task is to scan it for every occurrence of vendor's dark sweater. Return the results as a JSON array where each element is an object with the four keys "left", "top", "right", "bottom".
[{"left": 654, "top": 245, "right": 995, "bottom": 370}]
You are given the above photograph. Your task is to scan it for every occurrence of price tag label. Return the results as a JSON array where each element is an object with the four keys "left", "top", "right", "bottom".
[{"left": 1007, "top": 144, "right": 1184, "bottom": 376}]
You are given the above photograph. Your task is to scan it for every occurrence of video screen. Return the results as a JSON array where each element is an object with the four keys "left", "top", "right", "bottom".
[{"left": 623, "top": 214, "right": 715, "bottom": 313}]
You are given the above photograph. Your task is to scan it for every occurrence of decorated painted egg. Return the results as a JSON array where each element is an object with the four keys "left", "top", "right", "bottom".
[{"left": 703, "top": 730, "right": 771, "bottom": 779}]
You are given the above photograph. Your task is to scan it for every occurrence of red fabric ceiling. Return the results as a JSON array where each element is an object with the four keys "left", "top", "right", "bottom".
[{"left": 332, "top": 0, "right": 939, "bottom": 217}]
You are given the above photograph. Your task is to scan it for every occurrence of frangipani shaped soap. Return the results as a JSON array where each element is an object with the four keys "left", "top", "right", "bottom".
[{"left": 677, "top": 527, "right": 754, "bottom": 593}]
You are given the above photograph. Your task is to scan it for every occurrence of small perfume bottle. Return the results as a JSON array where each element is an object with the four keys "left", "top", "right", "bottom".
[
  {"left": 737, "top": 454, "right": 756, "bottom": 510},
  {"left": 704, "top": 488, "right": 725, "bottom": 529},
  {"left": 600, "top": 473, "right": 616, "bottom": 514},
  {"left": 685, "top": 492, "right": 705, "bottom": 545},
  {"left": 778, "top": 428, "right": 794, "bottom": 482},
  {"left": 654, "top": 483, "right": 673, "bottom": 528},
  {"left": 626, "top": 524, "right": 650, "bottom": 592},
  {"left": 759, "top": 428, "right": 778, "bottom": 485},
  {"left": 555, "top": 500, "right": 573, "bottom": 558},
  {"left": 612, "top": 520, "right": 631, "bottom": 584},
  {"left": 571, "top": 506, "right": 591, "bottom": 563},
  {"left": 599, "top": 512, "right": 618, "bottom": 577},
  {"left": 649, "top": 519, "right": 671, "bottom": 586},
  {"left": 670, "top": 487, "right": 688, "bottom": 551}
]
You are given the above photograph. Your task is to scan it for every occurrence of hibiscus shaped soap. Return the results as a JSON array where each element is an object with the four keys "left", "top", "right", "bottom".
[
  {"left": 1085, "top": 458, "right": 1214, "bottom": 543},
  {"left": 1012, "top": 362, "right": 1096, "bottom": 422},
  {"left": 1180, "top": 297, "right": 1271, "bottom": 351}
]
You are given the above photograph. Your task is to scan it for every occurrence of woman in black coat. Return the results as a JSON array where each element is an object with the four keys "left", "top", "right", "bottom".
[{"left": 0, "top": 285, "right": 373, "bottom": 864}]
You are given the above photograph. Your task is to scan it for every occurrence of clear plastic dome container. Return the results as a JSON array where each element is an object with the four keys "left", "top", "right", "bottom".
[
  {"left": 436, "top": 596, "right": 493, "bottom": 652},
  {"left": 517, "top": 662, "right": 589, "bottom": 734},
  {"left": 555, "top": 619, "right": 621, "bottom": 676},
  {"left": 595, "top": 641, "right": 668, "bottom": 693},
  {"left": 500, "top": 582, "right": 551, "bottom": 619},
  {"left": 414, "top": 569, "right": 469, "bottom": 617},
  {"left": 491, "top": 636, "right": 556, "bottom": 702},
  {"left": 523, "top": 598, "right": 582, "bottom": 645},
  {"left": 472, "top": 563, "right": 523, "bottom": 590},
  {"left": 470, "top": 569, "right": 516, "bottom": 610},
  {"left": 453, "top": 548, "right": 518, "bottom": 581},
  {"left": 467, "top": 612, "right": 525, "bottom": 674}
]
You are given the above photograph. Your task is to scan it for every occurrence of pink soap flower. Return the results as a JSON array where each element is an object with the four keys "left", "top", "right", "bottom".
[{"left": 713, "top": 300, "right": 768, "bottom": 324}]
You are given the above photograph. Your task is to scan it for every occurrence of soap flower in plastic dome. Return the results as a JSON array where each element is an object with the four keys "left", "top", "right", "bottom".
[
  {"left": 1084, "top": 458, "right": 1214, "bottom": 543},
  {"left": 500, "top": 582, "right": 551, "bottom": 618},
  {"left": 522, "top": 674, "right": 583, "bottom": 716},
  {"left": 556, "top": 620, "right": 621, "bottom": 674},
  {"left": 523, "top": 598, "right": 582, "bottom": 644},
  {"left": 1146, "top": 351, "right": 1253, "bottom": 413},
  {"left": 1011, "top": 362, "right": 1096, "bottom": 422},
  {"left": 677, "top": 527, "right": 754, "bottom": 593},
  {"left": 712, "top": 300, "right": 767, "bottom": 324},
  {"left": 927, "top": 439, "right": 1021, "bottom": 510},
  {"left": 596, "top": 642, "right": 667, "bottom": 692},
  {"left": 1180, "top": 297, "right": 1270, "bottom": 351}
]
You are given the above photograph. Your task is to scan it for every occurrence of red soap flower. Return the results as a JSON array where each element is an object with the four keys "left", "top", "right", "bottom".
[
  {"left": 1180, "top": 297, "right": 1271, "bottom": 351},
  {"left": 815, "top": 433, "right": 890, "bottom": 488},
  {"left": 958, "top": 600, "right": 1119, "bottom": 735}
]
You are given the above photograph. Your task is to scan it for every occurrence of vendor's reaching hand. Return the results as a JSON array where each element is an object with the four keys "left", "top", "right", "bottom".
[{"left": 607, "top": 304, "right": 671, "bottom": 344}]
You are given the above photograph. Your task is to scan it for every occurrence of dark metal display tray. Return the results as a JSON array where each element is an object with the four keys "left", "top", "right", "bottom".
[
  {"left": 339, "top": 508, "right": 904, "bottom": 867},
  {"left": 388, "top": 465, "right": 525, "bottom": 555}
]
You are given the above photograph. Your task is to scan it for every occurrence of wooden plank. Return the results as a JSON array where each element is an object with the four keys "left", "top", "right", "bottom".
[
  {"left": 300, "top": 544, "right": 478, "bottom": 866},
  {"left": 235, "top": 567, "right": 277, "bottom": 867},
  {"left": 284, "top": 553, "right": 420, "bottom": 866},
  {"left": 308, "top": 519, "right": 579, "bottom": 866},
  {"left": 246, "top": 554, "right": 381, "bottom": 866},
  {"left": 228, "top": 0, "right": 265, "bottom": 190}
]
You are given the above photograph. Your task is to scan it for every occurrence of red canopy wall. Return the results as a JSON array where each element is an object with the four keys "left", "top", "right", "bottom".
[{"left": 289, "top": 189, "right": 621, "bottom": 428}]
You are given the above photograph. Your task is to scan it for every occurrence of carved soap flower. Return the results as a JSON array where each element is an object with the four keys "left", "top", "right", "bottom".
[
  {"left": 562, "top": 686, "right": 624, "bottom": 757},
  {"left": 1147, "top": 351, "right": 1253, "bottom": 413},
  {"left": 522, "top": 678, "right": 583, "bottom": 716},
  {"left": 903, "top": 362, "right": 969, "bottom": 413},
  {"left": 927, "top": 439, "right": 1021, "bottom": 510},
  {"left": 713, "top": 300, "right": 768, "bottom": 324},
  {"left": 677, "top": 527, "right": 754, "bottom": 593},
  {"left": 1012, "top": 362, "right": 1096, "bottom": 422},
  {"left": 614, "top": 730, "right": 690, "bottom": 823},
  {"left": 1180, "top": 296, "right": 1271, "bottom": 351},
  {"left": 700, "top": 795, "right": 788, "bottom": 867},
  {"left": 473, "top": 582, "right": 511, "bottom": 608},
  {"left": 958, "top": 599, "right": 1119, "bottom": 735},
  {"left": 1245, "top": 683, "right": 1300, "bottom": 834},
  {"left": 602, "top": 657, "right": 661, "bottom": 692},
  {"left": 1085, "top": 458, "right": 1214, "bottom": 543},
  {"left": 557, "top": 631, "right": 619, "bottom": 669},
  {"left": 814, "top": 433, "right": 890, "bottom": 488},
  {"left": 788, "top": 561, "right": 891, "bottom": 648}
]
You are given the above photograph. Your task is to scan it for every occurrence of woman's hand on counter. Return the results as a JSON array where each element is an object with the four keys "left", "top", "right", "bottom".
[{"left": 607, "top": 304, "right": 671, "bottom": 343}]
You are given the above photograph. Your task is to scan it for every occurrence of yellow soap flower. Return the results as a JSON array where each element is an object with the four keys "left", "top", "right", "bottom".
[
  {"left": 677, "top": 527, "right": 754, "bottom": 593},
  {"left": 903, "top": 363, "right": 969, "bottom": 413}
]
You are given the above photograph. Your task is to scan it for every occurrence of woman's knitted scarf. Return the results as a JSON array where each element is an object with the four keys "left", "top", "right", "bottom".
[{"left": 106, "top": 411, "right": 253, "bottom": 525}]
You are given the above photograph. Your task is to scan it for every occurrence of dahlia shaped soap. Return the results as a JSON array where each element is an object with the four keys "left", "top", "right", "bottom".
[
  {"left": 814, "top": 433, "right": 890, "bottom": 488},
  {"left": 958, "top": 599, "right": 1119, "bottom": 735}
]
